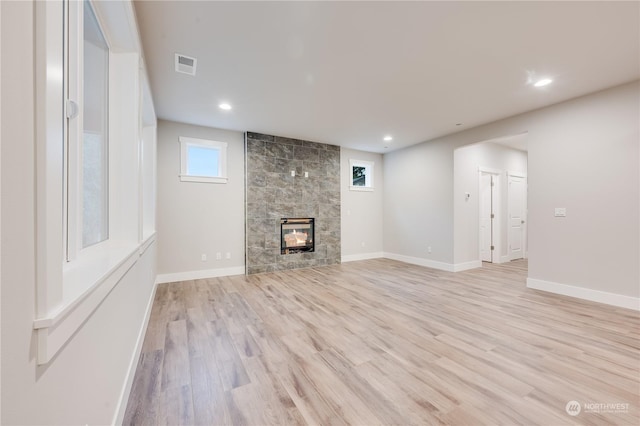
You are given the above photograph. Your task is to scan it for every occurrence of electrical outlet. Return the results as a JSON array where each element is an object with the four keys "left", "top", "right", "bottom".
[
  {"left": 428, "top": 246, "right": 432, "bottom": 254},
  {"left": 555, "top": 208, "right": 567, "bottom": 217},
  {"left": 225, "top": 252, "right": 231, "bottom": 259},
  {"left": 201, "top": 254, "right": 207, "bottom": 262},
  {"left": 361, "top": 242, "right": 366, "bottom": 247},
  {"left": 216, "top": 252, "right": 222, "bottom": 260}
]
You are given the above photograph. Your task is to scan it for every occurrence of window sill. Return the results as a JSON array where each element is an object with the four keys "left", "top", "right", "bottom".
[
  {"left": 179, "top": 174, "right": 228, "bottom": 184},
  {"left": 61, "top": 240, "right": 139, "bottom": 309},
  {"left": 349, "top": 186, "right": 374, "bottom": 192},
  {"left": 33, "top": 232, "right": 156, "bottom": 364}
]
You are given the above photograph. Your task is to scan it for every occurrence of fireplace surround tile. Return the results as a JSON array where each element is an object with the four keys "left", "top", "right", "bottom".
[
  {"left": 245, "top": 132, "right": 341, "bottom": 273},
  {"left": 247, "top": 131, "right": 274, "bottom": 142}
]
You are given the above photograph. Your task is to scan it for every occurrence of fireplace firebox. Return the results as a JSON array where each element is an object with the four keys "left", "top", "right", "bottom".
[{"left": 280, "top": 218, "right": 315, "bottom": 254}]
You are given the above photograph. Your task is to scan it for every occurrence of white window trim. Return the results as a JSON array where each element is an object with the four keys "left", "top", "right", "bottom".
[
  {"left": 33, "top": 0, "right": 157, "bottom": 365},
  {"left": 179, "top": 136, "right": 228, "bottom": 183},
  {"left": 349, "top": 159, "right": 375, "bottom": 191}
]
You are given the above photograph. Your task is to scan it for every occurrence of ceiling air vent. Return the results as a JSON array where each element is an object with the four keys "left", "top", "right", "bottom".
[{"left": 175, "top": 53, "right": 197, "bottom": 76}]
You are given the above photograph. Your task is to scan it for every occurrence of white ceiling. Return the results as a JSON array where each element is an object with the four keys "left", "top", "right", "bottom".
[{"left": 134, "top": 1, "right": 639, "bottom": 153}]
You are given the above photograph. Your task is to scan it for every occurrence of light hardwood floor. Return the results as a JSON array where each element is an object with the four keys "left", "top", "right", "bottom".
[{"left": 123, "top": 259, "right": 640, "bottom": 425}]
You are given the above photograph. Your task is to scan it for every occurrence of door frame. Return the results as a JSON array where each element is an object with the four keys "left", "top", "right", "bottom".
[
  {"left": 507, "top": 171, "right": 528, "bottom": 260},
  {"left": 478, "top": 167, "right": 502, "bottom": 264}
]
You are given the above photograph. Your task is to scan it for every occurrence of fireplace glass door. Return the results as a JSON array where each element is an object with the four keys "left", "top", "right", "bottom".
[{"left": 281, "top": 218, "right": 315, "bottom": 254}]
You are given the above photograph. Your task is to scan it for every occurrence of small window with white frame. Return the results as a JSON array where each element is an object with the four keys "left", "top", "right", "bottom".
[
  {"left": 179, "top": 137, "right": 228, "bottom": 183},
  {"left": 349, "top": 159, "right": 374, "bottom": 191}
]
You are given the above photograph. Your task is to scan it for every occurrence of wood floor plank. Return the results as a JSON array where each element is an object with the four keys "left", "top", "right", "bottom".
[
  {"left": 230, "top": 328, "right": 262, "bottom": 360},
  {"left": 125, "top": 259, "right": 640, "bottom": 425},
  {"left": 354, "top": 360, "right": 447, "bottom": 425},
  {"left": 161, "top": 319, "right": 190, "bottom": 391},
  {"left": 186, "top": 307, "right": 213, "bottom": 359},
  {"left": 242, "top": 357, "right": 307, "bottom": 426},
  {"left": 317, "top": 348, "right": 414, "bottom": 425},
  {"left": 270, "top": 356, "right": 348, "bottom": 426},
  {"left": 208, "top": 319, "right": 251, "bottom": 391},
  {"left": 140, "top": 309, "right": 167, "bottom": 353},
  {"left": 293, "top": 351, "right": 385, "bottom": 425},
  {"left": 122, "top": 349, "right": 163, "bottom": 426},
  {"left": 189, "top": 355, "right": 231, "bottom": 426},
  {"left": 156, "top": 384, "right": 194, "bottom": 426}
]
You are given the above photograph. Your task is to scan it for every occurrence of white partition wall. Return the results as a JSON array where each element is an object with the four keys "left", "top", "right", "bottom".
[
  {"left": 155, "top": 120, "right": 245, "bottom": 283},
  {"left": 454, "top": 142, "right": 528, "bottom": 265},
  {"left": 341, "top": 147, "right": 384, "bottom": 262}
]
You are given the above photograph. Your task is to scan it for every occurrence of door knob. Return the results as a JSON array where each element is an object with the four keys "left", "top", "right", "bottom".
[{"left": 521, "top": 220, "right": 525, "bottom": 224}]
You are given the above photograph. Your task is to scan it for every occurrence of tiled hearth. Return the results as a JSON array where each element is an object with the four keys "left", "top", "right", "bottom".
[{"left": 245, "top": 132, "right": 341, "bottom": 274}]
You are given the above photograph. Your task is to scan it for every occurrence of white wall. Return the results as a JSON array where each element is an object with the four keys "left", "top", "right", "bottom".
[
  {"left": 1, "top": 2, "right": 158, "bottom": 423},
  {"left": 156, "top": 120, "right": 245, "bottom": 281},
  {"left": 525, "top": 82, "right": 639, "bottom": 303},
  {"left": 384, "top": 81, "right": 639, "bottom": 304},
  {"left": 454, "top": 142, "right": 528, "bottom": 264},
  {"left": 341, "top": 148, "right": 384, "bottom": 261},
  {"left": 384, "top": 138, "right": 456, "bottom": 267}
]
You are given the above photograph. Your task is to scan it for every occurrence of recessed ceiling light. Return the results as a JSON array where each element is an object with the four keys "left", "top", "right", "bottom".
[
  {"left": 219, "top": 103, "right": 232, "bottom": 110},
  {"left": 534, "top": 78, "right": 553, "bottom": 87},
  {"left": 383, "top": 135, "right": 393, "bottom": 141}
]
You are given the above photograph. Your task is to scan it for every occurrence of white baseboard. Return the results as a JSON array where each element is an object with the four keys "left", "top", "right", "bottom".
[
  {"left": 155, "top": 266, "right": 245, "bottom": 284},
  {"left": 453, "top": 260, "right": 482, "bottom": 272},
  {"left": 527, "top": 278, "right": 640, "bottom": 311},
  {"left": 383, "top": 252, "right": 455, "bottom": 272},
  {"left": 112, "top": 279, "right": 158, "bottom": 425},
  {"left": 498, "top": 254, "right": 528, "bottom": 263},
  {"left": 341, "top": 252, "right": 384, "bottom": 263}
]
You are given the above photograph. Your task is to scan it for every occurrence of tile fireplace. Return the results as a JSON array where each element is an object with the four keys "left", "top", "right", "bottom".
[{"left": 245, "top": 131, "right": 340, "bottom": 274}]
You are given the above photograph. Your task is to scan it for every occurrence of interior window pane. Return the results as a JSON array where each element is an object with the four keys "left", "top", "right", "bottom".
[
  {"left": 82, "top": 1, "right": 109, "bottom": 248},
  {"left": 353, "top": 166, "right": 366, "bottom": 186},
  {"left": 187, "top": 145, "right": 219, "bottom": 177}
]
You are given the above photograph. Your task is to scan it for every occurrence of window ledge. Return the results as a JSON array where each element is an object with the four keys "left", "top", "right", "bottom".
[
  {"left": 179, "top": 174, "right": 228, "bottom": 184},
  {"left": 60, "top": 240, "right": 139, "bottom": 310},
  {"left": 33, "top": 232, "right": 156, "bottom": 364},
  {"left": 349, "top": 186, "right": 374, "bottom": 192}
]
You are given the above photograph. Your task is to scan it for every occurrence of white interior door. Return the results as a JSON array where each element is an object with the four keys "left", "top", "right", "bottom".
[
  {"left": 479, "top": 173, "right": 493, "bottom": 262},
  {"left": 508, "top": 175, "right": 526, "bottom": 260}
]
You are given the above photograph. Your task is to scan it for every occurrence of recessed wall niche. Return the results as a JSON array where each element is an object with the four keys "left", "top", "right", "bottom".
[{"left": 245, "top": 132, "right": 341, "bottom": 274}]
